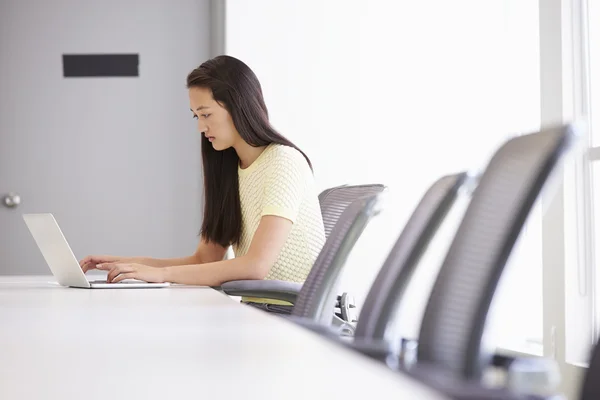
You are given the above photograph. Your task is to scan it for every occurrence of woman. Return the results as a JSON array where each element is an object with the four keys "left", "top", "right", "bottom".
[{"left": 79, "top": 55, "right": 326, "bottom": 304}]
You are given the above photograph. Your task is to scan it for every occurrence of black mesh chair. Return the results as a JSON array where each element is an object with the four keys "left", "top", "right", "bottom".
[
  {"left": 355, "top": 172, "right": 471, "bottom": 342},
  {"left": 340, "top": 123, "right": 581, "bottom": 400},
  {"left": 404, "top": 123, "right": 581, "bottom": 400},
  {"left": 290, "top": 193, "right": 384, "bottom": 330},
  {"left": 221, "top": 185, "right": 386, "bottom": 330},
  {"left": 415, "top": 124, "right": 580, "bottom": 381},
  {"left": 319, "top": 184, "right": 386, "bottom": 239},
  {"left": 337, "top": 172, "right": 473, "bottom": 361}
]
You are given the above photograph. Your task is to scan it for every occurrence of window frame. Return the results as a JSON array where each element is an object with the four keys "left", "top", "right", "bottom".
[{"left": 537, "top": 0, "right": 592, "bottom": 398}]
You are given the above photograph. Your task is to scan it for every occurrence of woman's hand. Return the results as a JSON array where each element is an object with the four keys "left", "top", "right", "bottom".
[
  {"left": 79, "top": 255, "right": 124, "bottom": 273},
  {"left": 97, "top": 262, "right": 167, "bottom": 283}
]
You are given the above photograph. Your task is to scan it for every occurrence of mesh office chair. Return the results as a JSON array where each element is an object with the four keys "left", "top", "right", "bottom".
[
  {"left": 414, "top": 123, "right": 580, "bottom": 382},
  {"left": 318, "top": 184, "right": 387, "bottom": 321},
  {"left": 337, "top": 124, "right": 580, "bottom": 400},
  {"left": 319, "top": 184, "right": 386, "bottom": 238},
  {"left": 290, "top": 193, "right": 384, "bottom": 329},
  {"left": 354, "top": 172, "right": 471, "bottom": 342},
  {"left": 220, "top": 184, "right": 385, "bottom": 305},
  {"left": 221, "top": 185, "right": 385, "bottom": 325},
  {"left": 335, "top": 173, "right": 475, "bottom": 364}
]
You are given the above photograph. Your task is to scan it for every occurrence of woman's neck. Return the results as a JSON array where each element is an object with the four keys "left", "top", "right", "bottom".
[{"left": 234, "top": 141, "right": 267, "bottom": 170}]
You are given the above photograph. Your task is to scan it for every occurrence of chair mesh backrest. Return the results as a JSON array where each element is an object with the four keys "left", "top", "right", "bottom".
[
  {"left": 292, "top": 190, "right": 385, "bottom": 324},
  {"left": 354, "top": 172, "right": 468, "bottom": 341},
  {"left": 319, "top": 184, "right": 386, "bottom": 239},
  {"left": 580, "top": 340, "right": 600, "bottom": 400},
  {"left": 417, "top": 124, "right": 579, "bottom": 380}
]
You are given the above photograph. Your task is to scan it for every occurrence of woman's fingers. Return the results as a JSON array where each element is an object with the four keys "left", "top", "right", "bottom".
[
  {"left": 79, "top": 256, "right": 92, "bottom": 268},
  {"left": 80, "top": 256, "right": 101, "bottom": 272},
  {"left": 112, "top": 272, "right": 137, "bottom": 283},
  {"left": 80, "top": 255, "right": 119, "bottom": 272},
  {"left": 101, "top": 264, "right": 135, "bottom": 283},
  {"left": 81, "top": 262, "right": 93, "bottom": 273}
]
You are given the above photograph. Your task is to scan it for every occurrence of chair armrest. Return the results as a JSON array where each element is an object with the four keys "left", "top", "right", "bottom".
[{"left": 220, "top": 280, "right": 302, "bottom": 304}]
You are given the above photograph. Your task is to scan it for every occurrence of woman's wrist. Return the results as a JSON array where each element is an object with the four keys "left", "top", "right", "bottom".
[
  {"left": 127, "top": 257, "right": 161, "bottom": 267},
  {"left": 162, "top": 265, "right": 174, "bottom": 282}
]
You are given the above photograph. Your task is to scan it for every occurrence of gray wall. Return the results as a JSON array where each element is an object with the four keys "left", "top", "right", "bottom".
[{"left": 0, "top": 0, "right": 213, "bottom": 273}]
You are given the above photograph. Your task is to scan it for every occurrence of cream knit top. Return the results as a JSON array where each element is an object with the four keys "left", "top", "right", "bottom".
[{"left": 234, "top": 144, "right": 325, "bottom": 298}]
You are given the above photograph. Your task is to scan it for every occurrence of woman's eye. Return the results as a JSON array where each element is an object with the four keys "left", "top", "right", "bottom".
[
  {"left": 192, "top": 115, "right": 198, "bottom": 120},
  {"left": 201, "top": 114, "right": 211, "bottom": 118}
]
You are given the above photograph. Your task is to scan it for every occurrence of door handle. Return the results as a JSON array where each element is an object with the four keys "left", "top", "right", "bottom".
[{"left": 2, "top": 192, "right": 21, "bottom": 208}]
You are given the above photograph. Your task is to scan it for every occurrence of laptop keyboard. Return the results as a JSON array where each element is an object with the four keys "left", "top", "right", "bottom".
[{"left": 89, "top": 280, "right": 136, "bottom": 284}]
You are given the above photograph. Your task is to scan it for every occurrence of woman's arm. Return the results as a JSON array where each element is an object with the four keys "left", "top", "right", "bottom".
[
  {"left": 85, "top": 237, "right": 227, "bottom": 272},
  {"left": 99, "top": 215, "right": 293, "bottom": 285},
  {"left": 134, "top": 240, "right": 228, "bottom": 267},
  {"left": 164, "top": 215, "right": 293, "bottom": 285}
]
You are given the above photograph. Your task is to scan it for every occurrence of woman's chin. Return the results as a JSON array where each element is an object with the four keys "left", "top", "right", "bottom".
[{"left": 211, "top": 141, "right": 228, "bottom": 151}]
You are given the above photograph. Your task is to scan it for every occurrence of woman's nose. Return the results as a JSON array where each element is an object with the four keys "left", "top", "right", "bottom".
[{"left": 197, "top": 122, "right": 207, "bottom": 133}]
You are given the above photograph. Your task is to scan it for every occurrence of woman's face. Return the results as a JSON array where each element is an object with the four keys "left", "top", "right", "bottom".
[{"left": 189, "top": 87, "right": 239, "bottom": 151}]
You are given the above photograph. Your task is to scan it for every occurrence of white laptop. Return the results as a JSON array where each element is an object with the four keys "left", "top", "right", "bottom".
[{"left": 22, "top": 213, "right": 170, "bottom": 289}]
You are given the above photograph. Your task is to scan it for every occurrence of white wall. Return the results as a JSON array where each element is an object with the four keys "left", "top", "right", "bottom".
[{"left": 224, "top": 0, "right": 541, "bottom": 341}]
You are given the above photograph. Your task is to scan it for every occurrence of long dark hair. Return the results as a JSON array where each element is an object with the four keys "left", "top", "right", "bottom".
[{"left": 186, "top": 55, "right": 311, "bottom": 248}]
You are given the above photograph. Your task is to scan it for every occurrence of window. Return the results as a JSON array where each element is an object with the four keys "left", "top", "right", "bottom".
[
  {"left": 588, "top": 0, "right": 600, "bottom": 338},
  {"left": 563, "top": 0, "right": 597, "bottom": 367},
  {"left": 570, "top": 0, "right": 600, "bottom": 357},
  {"left": 485, "top": 0, "right": 543, "bottom": 356}
]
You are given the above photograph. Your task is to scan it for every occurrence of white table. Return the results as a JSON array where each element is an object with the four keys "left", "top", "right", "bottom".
[{"left": 0, "top": 276, "right": 450, "bottom": 400}]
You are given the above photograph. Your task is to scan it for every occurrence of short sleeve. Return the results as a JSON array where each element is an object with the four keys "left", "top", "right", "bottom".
[{"left": 261, "top": 149, "right": 309, "bottom": 223}]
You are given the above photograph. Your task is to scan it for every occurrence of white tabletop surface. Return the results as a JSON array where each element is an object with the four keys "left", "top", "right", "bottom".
[{"left": 0, "top": 275, "right": 449, "bottom": 400}]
